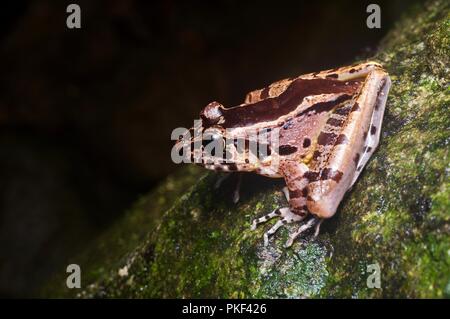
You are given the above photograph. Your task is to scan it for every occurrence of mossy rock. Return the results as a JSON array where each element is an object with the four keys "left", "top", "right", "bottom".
[{"left": 43, "top": 0, "right": 449, "bottom": 298}]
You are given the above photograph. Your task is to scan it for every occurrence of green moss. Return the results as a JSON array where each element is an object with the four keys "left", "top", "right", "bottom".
[
  {"left": 41, "top": 165, "right": 205, "bottom": 297},
  {"left": 252, "top": 242, "right": 329, "bottom": 298}
]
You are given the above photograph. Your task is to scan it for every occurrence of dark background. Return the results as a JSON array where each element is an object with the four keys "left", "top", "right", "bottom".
[{"left": 0, "top": 0, "right": 422, "bottom": 297}]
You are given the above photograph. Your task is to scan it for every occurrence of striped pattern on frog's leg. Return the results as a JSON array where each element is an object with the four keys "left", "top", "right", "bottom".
[
  {"left": 285, "top": 217, "right": 320, "bottom": 248},
  {"left": 251, "top": 161, "right": 319, "bottom": 247},
  {"left": 306, "top": 66, "right": 391, "bottom": 219},
  {"left": 280, "top": 160, "right": 311, "bottom": 215},
  {"left": 279, "top": 160, "right": 326, "bottom": 247},
  {"left": 250, "top": 207, "right": 306, "bottom": 247}
]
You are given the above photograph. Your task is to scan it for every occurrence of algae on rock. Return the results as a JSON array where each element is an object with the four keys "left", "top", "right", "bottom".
[{"left": 43, "top": 0, "right": 449, "bottom": 298}]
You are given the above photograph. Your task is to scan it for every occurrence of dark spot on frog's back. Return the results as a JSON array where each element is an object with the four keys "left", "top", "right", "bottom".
[
  {"left": 279, "top": 145, "right": 298, "bottom": 155},
  {"left": 363, "top": 131, "right": 368, "bottom": 140},
  {"left": 353, "top": 153, "right": 360, "bottom": 165},
  {"left": 351, "top": 102, "right": 361, "bottom": 112},
  {"left": 289, "top": 189, "right": 304, "bottom": 198},
  {"left": 311, "top": 94, "right": 353, "bottom": 114},
  {"left": 371, "top": 125, "right": 377, "bottom": 135},
  {"left": 321, "top": 168, "right": 343, "bottom": 182},
  {"left": 303, "top": 138, "right": 311, "bottom": 148},
  {"left": 304, "top": 171, "right": 319, "bottom": 182},
  {"left": 336, "top": 134, "right": 349, "bottom": 145},
  {"left": 301, "top": 188, "right": 308, "bottom": 197},
  {"left": 226, "top": 163, "right": 238, "bottom": 171},
  {"left": 326, "top": 117, "right": 344, "bottom": 127},
  {"left": 334, "top": 105, "right": 352, "bottom": 116},
  {"left": 219, "top": 78, "right": 362, "bottom": 128},
  {"left": 260, "top": 87, "right": 270, "bottom": 99},
  {"left": 317, "top": 131, "right": 337, "bottom": 145},
  {"left": 312, "top": 150, "right": 321, "bottom": 160},
  {"left": 326, "top": 73, "right": 339, "bottom": 79}
]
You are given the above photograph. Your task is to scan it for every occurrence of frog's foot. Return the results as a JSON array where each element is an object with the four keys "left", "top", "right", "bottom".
[
  {"left": 284, "top": 216, "right": 321, "bottom": 248},
  {"left": 251, "top": 207, "right": 306, "bottom": 246},
  {"left": 313, "top": 218, "right": 324, "bottom": 238}
]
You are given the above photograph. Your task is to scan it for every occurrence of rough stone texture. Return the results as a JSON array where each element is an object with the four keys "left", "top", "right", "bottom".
[{"left": 43, "top": 0, "right": 449, "bottom": 298}]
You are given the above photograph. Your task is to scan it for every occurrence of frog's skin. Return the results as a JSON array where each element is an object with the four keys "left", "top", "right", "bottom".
[{"left": 174, "top": 62, "right": 391, "bottom": 247}]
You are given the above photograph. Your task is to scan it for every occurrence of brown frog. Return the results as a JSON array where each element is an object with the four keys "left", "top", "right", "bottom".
[{"left": 173, "top": 62, "right": 391, "bottom": 247}]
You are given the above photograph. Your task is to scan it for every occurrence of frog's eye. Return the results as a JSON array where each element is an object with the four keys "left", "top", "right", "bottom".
[{"left": 200, "top": 101, "right": 224, "bottom": 125}]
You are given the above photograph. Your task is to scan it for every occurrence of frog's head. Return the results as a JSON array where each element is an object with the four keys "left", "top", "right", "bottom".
[
  {"left": 194, "top": 102, "right": 230, "bottom": 169},
  {"left": 173, "top": 101, "right": 280, "bottom": 175},
  {"left": 172, "top": 101, "right": 229, "bottom": 170},
  {"left": 172, "top": 102, "right": 246, "bottom": 171}
]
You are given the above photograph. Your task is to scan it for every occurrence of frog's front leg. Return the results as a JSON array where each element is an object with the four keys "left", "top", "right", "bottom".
[
  {"left": 251, "top": 160, "right": 320, "bottom": 247},
  {"left": 214, "top": 173, "right": 243, "bottom": 203}
]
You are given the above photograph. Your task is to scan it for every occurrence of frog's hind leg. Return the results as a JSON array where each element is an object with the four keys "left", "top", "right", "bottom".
[
  {"left": 251, "top": 160, "right": 313, "bottom": 246},
  {"left": 306, "top": 66, "right": 391, "bottom": 219},
  {"left": 279, "top": 160, "right": 322, "bottom": 247},
  {"left": 251, "top": 207, "right": 306, "bottom": 246}
]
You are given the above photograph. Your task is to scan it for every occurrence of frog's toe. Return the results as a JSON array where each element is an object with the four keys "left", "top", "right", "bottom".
[
  {"left": 284, "top": 217, "right": 320, "bottom": 247},
  {"left": 313, "top": 218, "right": 324, "bottom": 238},
  {"left": 251, "top": 208, "right": 281, "bottom": 230},
  {"left": 251, "top": 207, "right": 306, "bottom": 246}
]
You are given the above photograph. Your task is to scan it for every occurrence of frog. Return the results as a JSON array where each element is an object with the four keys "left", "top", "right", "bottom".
[{"left": 172, "top": 61, "right": 391, "bottom": 247}]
